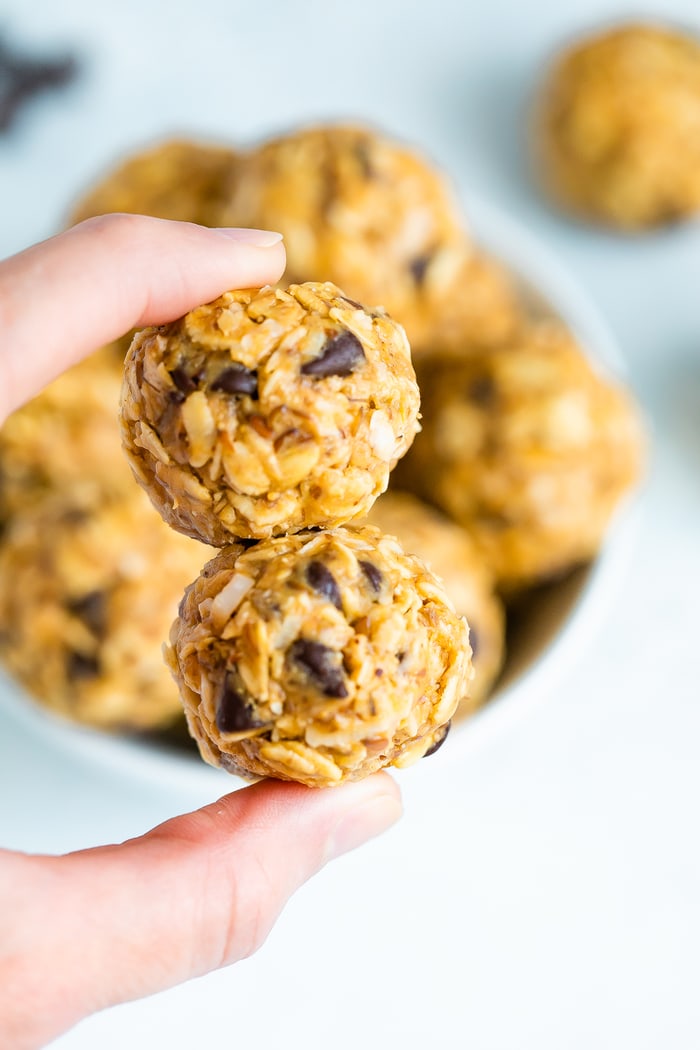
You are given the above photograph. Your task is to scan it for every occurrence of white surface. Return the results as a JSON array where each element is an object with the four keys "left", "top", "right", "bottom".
[{"left": 0, "top": 1, "right": 699, "bottom": 1048}]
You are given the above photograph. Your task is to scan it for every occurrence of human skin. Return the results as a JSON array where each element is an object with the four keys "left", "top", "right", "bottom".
[{"left": 0, "top": 214, "right": 402, "bottom": 1049}]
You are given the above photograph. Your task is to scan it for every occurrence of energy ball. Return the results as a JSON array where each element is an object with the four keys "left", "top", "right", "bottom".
[
  {"left": 398, "top": 322, "right": 644, "bottom": 591},
  {"left": 0, "top": 351, "right": 130, "bottom": 528},
  {"left": 533, "top": 23, "right": 700, "bottom": 229},
  {"left": 0, "top": 490, "right": 208, "bottom": 732},
  {"left": 166, "top": 526, "right": 472, "bottom": 786},
  {"left": 120, "top": 281, "right": 420, "bottom": 544},
  {"left": 69, "top": 138, "right": 240, "bottom": 227},
  {"left": 407, "top": 248, "right": 522, "bottom": 359},
  {"left": 364, "top": 492, "right": 504, "bottom": 711},
  {"left": 221, "top": 124, "right": 472, "bottom": 336}
]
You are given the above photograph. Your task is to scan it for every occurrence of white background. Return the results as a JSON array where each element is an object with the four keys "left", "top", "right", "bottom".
[{"left": 1, "top": 0, "right": 699, "bottom": 1047}]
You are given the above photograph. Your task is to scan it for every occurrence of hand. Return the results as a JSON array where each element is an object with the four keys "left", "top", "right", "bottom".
[{"left": 0, "top": 214, "right": 403, "bottom": 1049}]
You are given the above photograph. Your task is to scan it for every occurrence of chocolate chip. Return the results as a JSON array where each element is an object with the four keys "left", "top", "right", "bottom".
[
  {"left": 289, "top": 639, "right": 348, "bottom": 698},
  {"left": 0, "top": 36, "right": 77, "bottom": 133},
  {"left": 409, "top": 254, "right": 432, "bottom": 286},
  {"left": 354, "top": 139, "right": 375, "bottom": 179},
  {"left": 423, "top": 721, "right": 451, "bottom": 758},
  {"left": 67, "top": 591, "right": 107, "bottom": 637},
  {"left": 216, "top": 671, "right": 264, "bottom": 733},
  {"left": 301, "top": 331, "right": 365, "bottom": 378},
  {"left": 469, "top": 625, "right": 480, "bottom": 660},
  {"left": 468, "top": 375, "right": 496, "bottom": 407},
  {"left": 67, "top": 651, "right": 100, "bottom": 681},
  {"left": 306, "top": 561, "right": 342, "bottom": 610},
  {"left": 211, "top": 363, "right": 258, "bottom": 398},
  {"left": 169, "top": 366, "right": 198, "bottom": 397},
  {"left": 359, "top": 560, "right": 383, "bottom": 593},
  {"left": 59, "top": 507, "right": 90, "bottom": 526}
]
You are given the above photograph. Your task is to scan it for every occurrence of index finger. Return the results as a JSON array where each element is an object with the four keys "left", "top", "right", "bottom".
[{"left": 0, "top": 214, "right": 285, "bottom": 422}]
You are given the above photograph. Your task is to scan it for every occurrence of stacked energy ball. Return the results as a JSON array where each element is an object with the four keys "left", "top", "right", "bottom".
[
  {"left": 120, "top": 279, "right": 473, "bottom": 785},
  {"left": 0, "top": 118, "right": 643, "bottom": 780}
]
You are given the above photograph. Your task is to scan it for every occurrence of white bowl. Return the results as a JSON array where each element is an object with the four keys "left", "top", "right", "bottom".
[{"left": 0, "top": 195, "right": 641, "bottom": 791}]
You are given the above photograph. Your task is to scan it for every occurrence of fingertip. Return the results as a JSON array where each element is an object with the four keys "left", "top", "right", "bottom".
[
  {"left": 212, "top": 227, "right": 287, "bottom": 283},
  {"left": 67, "top": 212, "right": 287, "bottom": 304},
  {"left": 214, "top": 227, "right": 284, "bottom": 248},
  {"left": 0, "top": 214, "right": 289, "bottom": 417},
  {"left": 158, "top": 772, "right": 403, "bottom": 868},
  {"left": 323, "top": 775, "right": 403, "bottom": 862},
  {"left": 239, "top": 773, "right": 403, "bottom": 865}
]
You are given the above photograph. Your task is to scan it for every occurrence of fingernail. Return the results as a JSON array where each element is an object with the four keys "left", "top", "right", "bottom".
[
  {"left": 325, "top": 793, "right": 403, "bottom": 862},
  {"left": 215, "top": 227, "right": 283, "bottom": 248}
]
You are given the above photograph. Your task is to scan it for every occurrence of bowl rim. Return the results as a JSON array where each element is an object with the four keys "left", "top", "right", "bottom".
[{"left": 0, "top": 192, "right": 640, "bottom": 793}]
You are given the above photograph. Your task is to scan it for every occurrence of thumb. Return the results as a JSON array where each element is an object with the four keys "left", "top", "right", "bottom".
[
  {"left": 0, "top": 213, "right": 286, "bottom": 421},
  {"left": 1, "top": 774, "right": 401, "bottom": 1048}
]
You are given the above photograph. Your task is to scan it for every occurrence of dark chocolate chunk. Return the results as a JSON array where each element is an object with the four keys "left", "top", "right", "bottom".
[
  {"left": 468, "top": 374, "right": 496, "bottom": 407},
  {"left": 67, "top": 650, "right": 100, "bottom": 681},
  {"left": 0, "top": 36, "right": 77, "bottom": 133},
  {"left": 468, "top": 625, "right": 480, "bottom": 660},
  {"left": 289, "top": 639, "right": 348, "bottom": 698},
  {"left": 409, "top": 254, "right": 432, "bottom": 286},
  {"left": 169, "top": 366, "right": 198, "bottom": 397},
  {"left": 67, "top": 590, "right": 108, "bottom": 637},
  {"left": 59, "top": 507, "right": 90, "bottom": 527},
  {"left": 359, "top": 559, "right": 383, "bottom": 593},
  {"left": 301, "top": 331, "right": 365, "bottom": 378},
  {"left": 423, "top": 721, "right": 451, "bottom": 758},
  {"left": 211, "top": 363, "right": 258, "bottom": 398},
  {"left": 306, "top": 561, "right": 342, "bottom": 610},
  {"left": 354, "top": 139, "right": 375, "bottom": 179},
  {"left": 216, "top": 671, "right": 264, "bottom": 733}
]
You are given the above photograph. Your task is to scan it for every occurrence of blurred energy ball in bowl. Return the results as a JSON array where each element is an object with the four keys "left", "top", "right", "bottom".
[
  {"left": 362, "top": 492, "right": 505, "bottom": 713},
  {"left": 531, "top": 21, "right": 700, "bottom": 230},
  {"left": 0, "top": 488, "right": 208, "bottom": 733},
  {"left": 396, "top": 319, "right": 643, "bottom": 592},
  {"left": 221, "top": 123, "right": 522, "bottom": 356},
  {"left": 68, "top": 137, "right": 240, "bottom": 228},
  {"left": 0, "top": 127, "right": 645, "bottom": 784}
]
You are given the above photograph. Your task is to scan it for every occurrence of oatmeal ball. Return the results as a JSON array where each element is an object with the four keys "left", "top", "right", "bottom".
[
  {"left": 120, "top": 281, "right": 420, "bottom": 544},
  {"left": 166, "top": 526, "right": 472, "bottom": 786},
  {"left": 399, "top": 322, "right": 644, "bottom": 590},
  {"left": 0, "top": 490, "right": 208, "bottom": 732},
  {"left": 69, "top": 138, "right": 240, "bottom": 227},
  {"left": 407, "top": 247, "right": 523, "bottom": 359},
  {"left": 222, "top": 124, "right": 473, "bottom": 333},
  {"left": 0, "top": 350, "right": 129, "bottom": 527},
  {"left": 533, "top": 23, "right": 700, "bottom": 229},
  {"left": 364, "top": 492, "right": 504, "bottom": 711}
]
